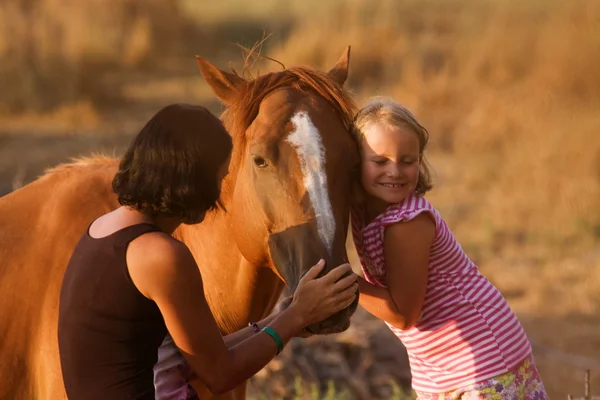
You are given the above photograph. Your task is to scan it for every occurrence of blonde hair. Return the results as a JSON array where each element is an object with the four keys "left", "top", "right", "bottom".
[{"left": 352, "top": 97, "right": 433, "bottom": 196}]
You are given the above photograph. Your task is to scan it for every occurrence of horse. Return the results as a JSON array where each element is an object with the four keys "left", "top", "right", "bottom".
[{"left": 0, "top": 47, "right": 360, "bottom": 400}]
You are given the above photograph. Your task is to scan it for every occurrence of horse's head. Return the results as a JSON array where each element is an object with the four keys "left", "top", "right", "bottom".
[{"left": 196, "top": 48, "right": 359, "bottom": 334}]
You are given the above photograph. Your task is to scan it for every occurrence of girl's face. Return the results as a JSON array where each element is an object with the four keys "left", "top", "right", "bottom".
[{"left": 359, "top": 122, "right": 421, "bottom": 206}]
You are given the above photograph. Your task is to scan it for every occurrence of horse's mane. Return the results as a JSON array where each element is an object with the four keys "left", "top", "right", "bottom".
[
  {"left": 43, "top": 154, "right": 118, "bottom": 176},
  {"left": 222, "top": 66, "right": 357, "bottom": 171}
]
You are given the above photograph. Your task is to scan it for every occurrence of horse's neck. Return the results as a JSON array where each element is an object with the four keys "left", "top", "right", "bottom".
[{"left": 175, "top": 214, "right": 284, "bottom": 334}]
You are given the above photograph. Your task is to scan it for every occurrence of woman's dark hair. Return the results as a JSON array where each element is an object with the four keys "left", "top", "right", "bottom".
[{"left": 112, "top": 104, "right": 233, "bottom": 224}]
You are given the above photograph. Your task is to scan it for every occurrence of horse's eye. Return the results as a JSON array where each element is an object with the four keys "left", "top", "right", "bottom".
[{"left": 253, "top": 156, "right": 268, "bottom": 168}]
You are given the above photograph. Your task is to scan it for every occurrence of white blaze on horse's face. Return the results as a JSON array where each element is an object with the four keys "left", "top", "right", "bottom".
[{"left": 286, "top": 111, "right": 335, "bottom": 255}]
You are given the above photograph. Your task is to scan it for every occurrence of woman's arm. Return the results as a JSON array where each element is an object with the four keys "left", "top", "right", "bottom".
[
  {"left": 223, "top": 295, "right": 314, "bottom": 347},
  {"left": 128, "top": 233, "right": 357, "bottom": 395},
  {"left": 222, "top": 314, "right": 278, "bottom": 348},
  {"left": 357, "top": 212, "right": 435, "bottom": 330}
]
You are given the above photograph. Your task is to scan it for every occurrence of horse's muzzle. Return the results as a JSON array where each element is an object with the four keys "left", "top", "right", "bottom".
[{"left": 304, "top": 286, "right": 360, "bottom": 334}]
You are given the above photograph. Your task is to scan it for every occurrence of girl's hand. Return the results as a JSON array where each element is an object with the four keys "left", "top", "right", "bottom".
[{"left": 289, "top": 260, "right": 358, "bottom": 327}]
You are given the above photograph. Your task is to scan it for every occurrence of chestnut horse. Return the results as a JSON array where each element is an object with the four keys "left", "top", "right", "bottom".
[{"left": 0, "top": 48, "right": 360, "bottom": 400}]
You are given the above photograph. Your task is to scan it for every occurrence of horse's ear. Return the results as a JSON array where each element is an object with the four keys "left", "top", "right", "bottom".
[
  {"left": 196, "top": 56, "right": 246, "bottom": 106},
  {"left": 327, "top": 46, "right": 351, "bottom": 87}
]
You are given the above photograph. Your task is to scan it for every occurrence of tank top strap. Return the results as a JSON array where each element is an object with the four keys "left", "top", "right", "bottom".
[{"left": 109, "top": 223, "right": 162, "bottom": 248}]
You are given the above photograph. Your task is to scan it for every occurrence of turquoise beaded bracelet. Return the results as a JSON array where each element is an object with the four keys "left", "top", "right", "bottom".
[{"left": 262, "top": 326, "right": 284, "bottom": 354}]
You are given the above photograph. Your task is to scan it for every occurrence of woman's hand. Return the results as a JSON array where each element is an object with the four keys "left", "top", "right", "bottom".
[
  {"left": 289, "top": 260, "right": 358, "bottom": 327},
  {"left": 273, "top": 297, "right": 315, "bottom": 338},
  {"left": 274, "top": 296, "right": 293, "bottom": 314},
  {"left": 294, "top": 328, "right": 314, "bottom": 338}
]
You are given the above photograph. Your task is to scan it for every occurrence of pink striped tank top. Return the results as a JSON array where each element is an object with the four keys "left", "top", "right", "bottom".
[{"left": 351, "top": 194, "right": 532, "bottom": 393}]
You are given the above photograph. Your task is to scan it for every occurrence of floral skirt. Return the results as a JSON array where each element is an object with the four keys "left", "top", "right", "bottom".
[{"left": 416, "top": 354, "right": 548, "bottom": 400}]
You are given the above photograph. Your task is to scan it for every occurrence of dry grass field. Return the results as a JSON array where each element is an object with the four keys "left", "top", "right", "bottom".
[{"left": 1, "top": 0, "right": 599, "bottom": 398}]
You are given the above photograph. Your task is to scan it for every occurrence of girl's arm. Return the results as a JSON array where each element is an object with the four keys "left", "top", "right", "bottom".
[{"left": 357, "top": 212, "right": 435, "bottom": 330}]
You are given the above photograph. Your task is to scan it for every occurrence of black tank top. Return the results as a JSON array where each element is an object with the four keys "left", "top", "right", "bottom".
[{"left": 58, "top": 223, "right": 167, "bottom": 400}]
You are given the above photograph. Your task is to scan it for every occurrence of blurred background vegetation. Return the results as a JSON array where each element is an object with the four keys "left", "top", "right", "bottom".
[{"left": 1, "top": 0, "right": 599, "bottom": 398}]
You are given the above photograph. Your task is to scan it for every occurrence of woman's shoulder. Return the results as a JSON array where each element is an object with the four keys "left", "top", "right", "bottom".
[
  {"left": 130, "top": 233, "right": 192, "bottom": 268},
  {"left": 127, "top": 232, "right": 198, "bottom": 298}
]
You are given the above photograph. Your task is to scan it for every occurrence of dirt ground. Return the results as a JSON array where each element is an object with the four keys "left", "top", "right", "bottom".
[{"left": 247, "top": 308, "right": 413, "bottom": 400}]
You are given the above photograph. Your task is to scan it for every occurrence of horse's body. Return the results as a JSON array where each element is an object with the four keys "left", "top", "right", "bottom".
[
  {"left": 0, "top": 49, "right": 359, "bottom": 400},
  {"left": 0, "top": 158, "right": 121, "bottom": 400}
]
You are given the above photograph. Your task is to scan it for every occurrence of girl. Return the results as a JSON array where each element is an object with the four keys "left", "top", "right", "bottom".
[
  {"left": 350, "top": 98, "right": 548, "bottom": 399},
  {"left": 58, "top": 104, "right": 358, "bottom": 400}
]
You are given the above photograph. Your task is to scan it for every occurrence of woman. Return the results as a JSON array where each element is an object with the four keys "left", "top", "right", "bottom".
[{"left": 58, "top": 103, "right": 358, "bottom": 400}]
